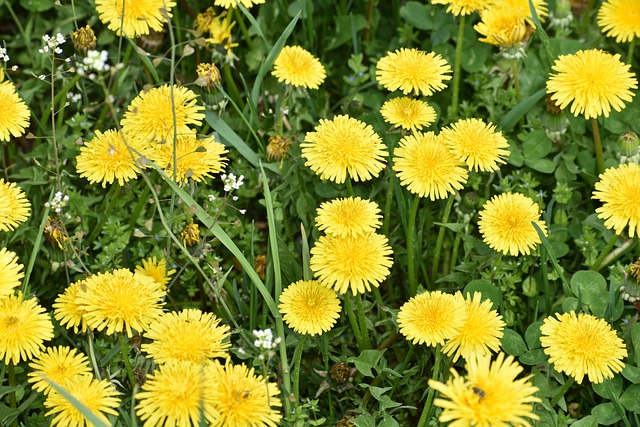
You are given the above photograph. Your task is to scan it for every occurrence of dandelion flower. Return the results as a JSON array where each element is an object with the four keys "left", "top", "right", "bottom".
[
  {"left": 431, "top": 0, "right": 489, "bottom": 15},
  {"left": 53, "top": 280, "right": 89, "bottom": 334},
  {"left": 376, "top": 48, "right": 452, "bottom": 96},
  {"left": 135, "top": 256, "right": 176, "bottom": 290},
  {"left": 76, "top": 269, "right": 166, "bottom": 337},
  {"left": 95, "top": 0, "right": 176, "bottom": 37},
  {"left": 430, "top": 352, "right": 541, "bottom": 426},
  {"left": 310, "top": 233, "right": 393, "bottom": 295},
  {"left": 380, "top": 97, "right": 437, "bottom": 131},
  {"left": 475, "top": 6, "right": 528, "bottom": 47},
  {"left": 0, "top": 81, "right": 30, "bottom": 142},
  {"left": 209, "top": 361, "right": 282, "bottom": 427},
  {"left": 598, "top": 0, "right": 640, "bottom": 42},
  {"left": 315, "top": 197, "right": 382, "bottom": 237},
  {"left": 28, "top": 346, "right": 92, "bottom": 395},
  {"left": 547, "top": 49, "right": 638, "bottom": 119},
  {"left": 478, "top": 193, "right": 547, "bottom": 256},
  {"left": 0, "top": 179, "right": 31, "bottom": 231},
  {"left": 44, "top": 376, "right": 120, "bottom": 427},
  {"left": 397, "top": 291, "right": 467, "bottom": 346},
  {"left": 0, "top": 248, "right": 23, "bottom": 299},
  {"left": 301, "top": 115, "right": 386, "bottom": 184},
  {"left": 593, "top": 163, "right": 640, "bottom": 237},
  {"left": 488, "top": 0, "right": 548, "bottom": 23},
  {"left": 443, "top": 292, "right": 506, "bottom": 362},
  {"left": 121, "top": 85, "right": 205, "bottom": 143},
  {"left": 441, "top": 118, "right": 510, "bottom": 172},
  {"left": 540, "top": 311, "right": 627, "bottom": 384},
  {"left": 272, "top": 46, "right": 326, "bottom": 89},
  {"left": 76, "top": 129, "right": 151, "bottom": 188},
  {"left": 0, "top": 292, "right": 54, "bottom": 364},
  {"left": 392, "top": 131, "right": 468, "bottom": 200},
  {"left": 142, "top": 309, "right": 230, "bottom": 365},
  {"left": 148, "top": 132, "right": 228, "bottom": 185},
  {"left": 278, "top": 280, "right": 341, "bottom": 336},
  {"left": 136, "top": 360, "right": 219, "bottom": 427},
  {"left": 214, "top": 0, "right": 266, "bottom": 8}
]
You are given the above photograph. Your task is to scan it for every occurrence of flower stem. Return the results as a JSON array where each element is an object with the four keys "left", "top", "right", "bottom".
[
  {"left": 431, "top": 195, "right": 455, "bottom": 284},
  {"left": 592, "top": 234, "right": 620, "bottom": 271},
  {"left": 344, "top": 294, "right": 365, "bottom": 351},
  {"left": 591, "top": 117, "right": 605, "bottom": 175},
  {"left": 8, "top": 362, "right": 17, "bottom": 425},
  {"left": 356, "top": 294, "right": 372, "bottom": 349},
  {"left": 416, "top": 347, "right": 443, "bottom": 427},
  {"left": 628, "top": 37, "right": 636, "bottom": 65},
  {"left": 87, "top": 330, "right": 102, "bottom": 380},
  {"left": 119, "top": 334, "right": 137, "bottom": 389},
  {"left": 511, "top": 59, "right": 522, "bottom": 102},
  {"left": 550, "top": 376, "right": 575, "bottom": 407},
  {"left": 345, "top": 177, "right": 356, "bottom": 198},
  {"left": 450, "top": 14, "right": 466, "bottom": 119},
  {"left": 292, "top": 334, "right": 307, "bottom": 404},
  {"left": 407, "top": 195, "right": 421, "bottom": 296}
]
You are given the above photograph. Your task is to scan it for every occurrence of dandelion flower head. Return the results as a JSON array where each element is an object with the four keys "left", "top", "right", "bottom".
[
  {"left": 135, "top": 256, "right": 176, "bottom": 290},
  {"left": 53, "top": 280, "right": 89, "bottom": 334},
  {"left": 488, "top": 0, "right": 549, "bottom": 23},
  {"left": 376, "top": 48, "right": 452, "bottom": 96},
  {"left": 598, "top": 0, "right": 640, "bottom": 43},
  {"left": 593, "top": 163, "right": 640, "bottom": 237},
  {"left": 28, "top": 346, "right": 92, "bottom": 395},
  {"left": 546, "top": 49, "right": 638, "bottom": 119},
  {"left": 272, "top": 46, "right": 326, "bottom": 89},
  {"left": 397, "top": 291, "right": 467, "bottom": 346},
  {"left": 429, "top": 352, "right": 541, "bottom": 426},
  {"left": 95, "top": 0, "right": 176, "bottom": 37},
  {"left": 431, "top": 0, "right": 490, "bottom": 16},
  {"left": 474, "top": 6, "right": 528, "bottom": 47},
  {"left": 392, "top": 131, "right": 468, "bottom": 200},
  {"left": 0, "top": 179, "right": 31, "bottom": 231},
  {"left": 380, "top": 97, "right": 437, "bottom": 131},
  {"left": 0, "top": 81, "right": 30, "bottom": 142},
  {"left": 278, "top": 280, "right": 342, "bottom": 336},
  {"left": 301, "top": 115, "right": 387, "bottom": 184},
  {"left": 0, "top": 248, "right": 24, "bottom": 299},
  {"left": 315, "top": 197, "right": 382, "bottom": 237},
  {"left": 214, "top": 0, "right": 266, "bottom": 9},
  {"left": 478, "top": 192, "right": 547, "bottom": 256},
  {"left": 540, "top": 311, "right": 627, "bottom": 384}
]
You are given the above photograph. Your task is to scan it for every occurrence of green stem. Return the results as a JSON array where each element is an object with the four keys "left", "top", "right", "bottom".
[
  {"left": 345, "top": 177, "right": 356, "bottom": 197},
  {"left": 292, "top": 334, "right": 308, "bottom": 404},
  {"left": 627, "top": 37, "right": 636, "bottom": 65},
  {"left": 321, "top": 334, "right": 334, "bottom": 423},
  {"left": 223, "top": 63, "right": 245, "bottom": 109},
  {"left": 87, "top": 330, "right": 102, "bottom": 380},
  {"left": 407, "top": 195, "right": 421, "bottom": 296},
  {"left": 431, "top": 195, "right": 455, "bottom": 284},
  {"left": 450, "top": 14, "right": 466, "bottom": 118},
  {"left": 416, "top": 348, "right": 443, "bottom": 427},
  {"left": 8, "top": 362, "right": 17, "bottom": 427},
  {"left": 84, "top": 183, "right": 121, "bottom": 248},
  {"left": 356, "top": 295, "right": 372, "bottom": 349},
  {"left": 550, "top": 376, "right": 575, "bottom": 407},
  {"left": 591, "top": 117, "right": 605, "bottom": 175},
  {"left": 592, "top": 234, "right": 620, "bottom": 271},
  {"left": 234, "top": 8, "right": 254, "bottom": 51},
  {"left": 450, "top": 232, "right": 461, "bottom": 271},
  {"left": 130, "top": 384, "right": 139, "bottom": 427},
  {"left": 119, "top": 334, "right": 137, "bottom": 389},
  {"left": 344, "top": 294, "right": 365, "bottom": 351},
  {"left": 511, "top": 59, "right": 521, "bottom": 102}
]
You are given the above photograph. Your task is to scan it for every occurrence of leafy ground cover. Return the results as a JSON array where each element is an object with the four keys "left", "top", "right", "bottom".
[{"left": 1, "top": 0, "right": 640, "bottom": 426}]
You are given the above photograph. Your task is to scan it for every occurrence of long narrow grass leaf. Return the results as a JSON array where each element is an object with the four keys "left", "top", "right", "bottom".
[
  {"left": 528, "top": 0, "right": 553, "bottom": 64},
  {"left": 238, "top": 3, "right": 268, "bottom": 46},
  {"left": 126, "top": 38, "right": 160, "bottom": 84},
  {"left": 44, "top": 377, "right": 110, "bottom": 427},
  {"left": 499, "top": 88, "right": 546, "bottom": 132},
  {"left": 532, "top": 222, "right": 571, "bottom": 290}
]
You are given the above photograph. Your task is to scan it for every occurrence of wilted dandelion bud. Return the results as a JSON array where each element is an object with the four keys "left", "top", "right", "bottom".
[
  {"left": 266, "top": 135, "right": 291, "bottom": 162},
  {"left": 72, "top": 25, "right": 96, "bottom": 55},
  {"left": 138, "top": 29, "right": 165, "bottom": 52},
  {"left": 180, "top": 223, "right": 200, "bottom": 247},
  {"left": 621, "top": 258, "right": 640, "bottom": 307},
  {"left": 545, "top": 93, "right": 563, "bottom": 115},
  {"left": 461, "top": 191, "right": 479, "bottom": 211},
  {"left": 329, "top": 362, "right": 351, "bottom": 385},
  {"left": 44, "top": 216, "right": 68, "bottom": 250},
  {"left": 618, "top": 131, "right": 639, "bottom": 157},
  {"left": 195, "top": 63, "right": 221, "bottom": 89},
  {"left": 254, "top": 254, "right": 267, "bottom": 280}
]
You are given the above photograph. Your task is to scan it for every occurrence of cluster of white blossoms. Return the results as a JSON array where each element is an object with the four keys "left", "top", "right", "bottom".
[
  {"left": 221, "top": 173, "right": 244, "bottom": 192},
  {"left": 253, "top": 328, "right": 281, "bottom": 350},
  {"left": 0, "top": 47, "right": 9, "bottom": 62},
  {"left": 44, "top": 191, "right": 70, "bottom": 215},
  {"left": 39, "top": 33, "right": 66, "bottom": 54}
]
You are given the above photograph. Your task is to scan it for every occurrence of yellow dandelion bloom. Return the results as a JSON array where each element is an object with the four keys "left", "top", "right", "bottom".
[
  {"left": 95, "top": 0, "right": 176, "bottom": 37},
  {"left": 443, "top": 292, "right": 506, "bottom": 362},
  {"left": 0, "top": 179, "right": 30, "bottom": 231},
  {"left": 272, "top": 46, "right": 326, "bottom": 89},
  {"left": 315, "top": 197, "right": 382, "bottom": 237},
  {"left": 278, "top": 280, "right": 342, "bottom": 336},
  {"left": 76, "top": 269, "right": 166, "bottom": 337},
  {"left": 209, "top": 361, "right": 282, "bottom": 427},
  {"left": 28, "top": 346, "right": 92, "bottom": 395},
  {"left": 76, "top": 129, "right": 151, "bottom": 188},
  {"left": 0, "top": 248, "right": 24, "bottom": 299},
  {"left": 475, "top": 6, "right": 528, "bottom": 47},
  {"left": 397, "top": 291, "right": 467, "bottom": 346},
  {"left": 430, "top": 352, "right": 541, "bottom": 426},
  {"left": 598, "top": 0, "right": 640, "bottom": 42},
  {"left": 121, "top": 85, "right": 205, "bottom": 143},
  {"left": 478, "top": 192, "right": 547, "bottom": 256},
  {"left": 214, "top": 0, "right": 266, "bottom": 8},
  {"left": 136, "top": 360, "right": 219, "bottom": 426},
  {"left": 44, "top": 376, "right": 120, "bottom": 427},
  {"left": 310, "top": 233, "right": 394, "bottom": 295},
  {"left": 53, "top": 280, "right": 89, "bottom": 334},
  {"left": 540, "top": 311, "right": 627, "bottom": 384},
  {"left": 135, "top": 256, "right": 176, "bottom": 290},
  {"left": 0, "top": 81, "right": 30, "bottom": 142},
  {"left": 376, "top": 48, "right": 452, "bottom": 96},
  {"left": 593, "top": 163, "right": 640, "bottom": 237},
  {"left": 392, "top": 131, "right": 468, "bottom": 200},
  {"left": 142, "top": 309, "right": 230, "bottom": 365},
  {"left": 488, "top": 0, "right": 548, "bottom": 23},
  {"left": 440, "top": 118, "right": 510, "bottom": 172},
  {"left": 0, "top": 292, "right": 54, "bottom": 364},
  {"left": 301, "top": 115, "right": 387, "bottom": 184},
  {"left": 380, "top": 97, "right": 437, "bottom": 131},
  {"left": 181, "top": 222, "right": 200, "bottom": 247},
  {"left": 195, "top": 62, "right": 222, "bottom": 89},
  {"left": 148, "top": 132, "right": 228, "bottom": 185},
  {"left": 547, "top": 49, "right": 638, "bottom": 119},
  {"left": 432, "top": 0, "right": 490, "bottom": 15}
]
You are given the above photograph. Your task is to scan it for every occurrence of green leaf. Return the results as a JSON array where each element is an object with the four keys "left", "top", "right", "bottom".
[
  {"left": 348, "top": 349, "right": 386, "bottom": 378},
  {"left": 126, "top": 38, "right": 160, "bottom": 84},
  {"left": 399, "top": 1, "right": 436, "bottom": 30},
  {"left": 522, "top": 130, "right": 552, "bottom": 159},
  {"left": 620, "top": 384, "right": 640, "bottom": 412},
  {"left": 506, "top": 139, "right": 524, "bottom": 167},
  {"left": 360, "top": 385, "right": 401, "bottom": 411},
  {"left": 622, "top": 364, "right": 640, "bottom": 384},
  {"left": 463, "top": 279, "right": 502, "bottom": 309},
  {"left": 19, "top": 0, "right": 53, "bottom": 12},
  {"left": 561, "top": 297, "right": 579, "bottom": 313},
  {"left": 570, "top": 270, "right": 608, "bottom": 317},
  {"left": 499, "top": 88, "right": 546, "bottom": 133},
  {"left": 434, "top": 222, "right": 466, "bottom": 233},
  {"left": 592, "top": 376, "right": 622, "bottom": 400},
  {"left": 379, "top": 414, "right": 400, "bottom": 427},
  {"left": 570, "top": 415, "right": 598, "bottom": 427},
  {"left": 592, "top": 403, "right": 621, "bottom": 425},
  {"left": 519, "top": 348, "right": 546, "bottom": 365},
  {"left": 501, "top": 329, "right": 527, "bottom": 356},
  {"left": 325, "top": 14, "right": 367, "bottom": 51},
  {"left": 351, "top": 415, "right": 376, "bottom": 427}
]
